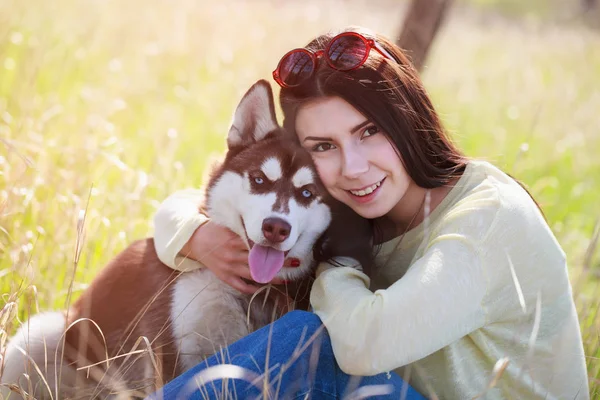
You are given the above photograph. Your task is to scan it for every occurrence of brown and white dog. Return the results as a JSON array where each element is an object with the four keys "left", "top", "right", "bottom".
[{"left": 0, "top": 80, "right": 368, "bottom": 399}]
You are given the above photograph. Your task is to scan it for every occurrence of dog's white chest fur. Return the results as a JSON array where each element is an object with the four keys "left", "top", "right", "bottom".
[{"left": 170, "top": 270, "right": 254, "bottom": 371}]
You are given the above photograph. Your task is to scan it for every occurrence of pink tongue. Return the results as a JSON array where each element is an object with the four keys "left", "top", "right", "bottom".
[{"left": 248, "top": 245, "right": 285, "bottom": 283}]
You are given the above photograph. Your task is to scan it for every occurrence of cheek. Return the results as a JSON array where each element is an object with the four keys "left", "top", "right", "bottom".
[
  {"left": 392, "top": 155, "right": 411, "bottom": 186},
  {"left": 376, "top": 139, "right": 409, "bottom": 179},
  {"left": 313, "top": 157, "right": 338, "bottom": 189}
]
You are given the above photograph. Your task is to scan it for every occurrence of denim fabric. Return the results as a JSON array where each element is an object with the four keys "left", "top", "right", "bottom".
[{"left": 146, "top": 310, "right": 425, "bottom": 400}]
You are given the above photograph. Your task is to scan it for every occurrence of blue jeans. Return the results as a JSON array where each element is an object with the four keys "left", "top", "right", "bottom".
[{"left": 147, "top": 310, "right": 425, "bottom": 399}]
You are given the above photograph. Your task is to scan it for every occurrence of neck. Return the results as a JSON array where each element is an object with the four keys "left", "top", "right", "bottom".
[
  {"left": 385, "top": 182, "right": 428, "bottom": 233},
  {"left": 381, "top": 178, "right": 459, "bottom": 239}
]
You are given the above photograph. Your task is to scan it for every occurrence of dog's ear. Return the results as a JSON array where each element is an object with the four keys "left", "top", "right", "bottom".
[{"left": 227, "top": 80, "right": 279, "bottom": 149}]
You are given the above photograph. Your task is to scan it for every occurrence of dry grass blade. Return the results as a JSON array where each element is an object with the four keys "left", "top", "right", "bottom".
[
  {"left": 59, "top": 316, "right": 110, "bottom": 396},
  {"left": 82, "top": 335, "right": 162, "bottom": 399},
  {"left": 343, "top": 383, "right": 394, "bottom": 400},
  {"left": 116, "top": 335, "right": 163, "bottom": 395},
  {"left": 507, "top": 253, "right": 526, "bottom": 314},
  {"left": 412, "top": 363, "right": 439, "bottom": 400},
  {"left": 0, "top": 137, "right": 33, "bottom": 167},
  {"left": 583, "top": 219, "right": 600, "bottom": 272},
  {"left": 400, "top": 365, "right": 413, "bottom": 400},
  {"left": 178, "top": 364, "right": 264, "bottom": 399},
  {"left": 0, "top": 301, "right": 18, "bottom": 346},
  {"left": 5, "top": 343, "right": 55, "bottom": 400},
  {"left": 59, "top": 188, "right": 92, "bottom": 395},
  {"left": 112, "top": 269, "right": 182, "bottom": 370},
  {"left": 0, "top": 301, "right": 18, "bottom": 382},
  {"left": 471, "top": 357, "right": 510, "bottom": 400},
  {"left": 526, "top": 291, "right": 542, "bottom": 362},
  {"left": 1, "top": 382, "right": 32, "bottom": 399},
  {"left": 1, "top": 0, "right": 598, "bottom": 396},
  {"left": 247, "top": 285, "right": 273, "bottom": 327}
]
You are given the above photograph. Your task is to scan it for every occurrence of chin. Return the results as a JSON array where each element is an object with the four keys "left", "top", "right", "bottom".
[{"left": 348, "top": 203, "right": 389, "bottom": 219}]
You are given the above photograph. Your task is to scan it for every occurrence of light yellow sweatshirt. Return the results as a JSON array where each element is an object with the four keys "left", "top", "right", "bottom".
[{"left": 153, "top": 160, "right": 589, "bottom": 399}]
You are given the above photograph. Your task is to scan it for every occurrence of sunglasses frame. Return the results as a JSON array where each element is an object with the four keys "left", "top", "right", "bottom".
[{"left": 273, "top": 32, "right": 394, "bottom": 88}]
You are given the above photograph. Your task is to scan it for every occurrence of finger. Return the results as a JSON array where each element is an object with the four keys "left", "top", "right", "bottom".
[
  {"left": 225, "top": 276, "right": 260, "bottom": 294},
  {"left": 223, "top": 230, "right": 248, "bottom": 245},
  {"left": 229, "top": 263, "right": 254, "bottom": 281},
  {"left": 220, "top": 248, "right": 247, "bottom": 264},
  {"left": 229, "top": 238, "right": 251, "bottom": 251},
  {"left": 229, "top": 251, "right": 249, "bottom": 264}
]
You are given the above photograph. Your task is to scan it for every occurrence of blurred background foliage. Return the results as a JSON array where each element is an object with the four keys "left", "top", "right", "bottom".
[{"left": 0, "top": 0, "right": 598, "bottom": 394}]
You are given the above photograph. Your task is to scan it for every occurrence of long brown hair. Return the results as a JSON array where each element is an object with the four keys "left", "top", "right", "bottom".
[
  {"left": 279, "top": 28, "right": 543, "bottom": 269},
  {"left": 279, "top": 28, "right": 469, "bottom": 268},
  {"left": 279, "top": 27, "right": 468, "bottom": 189}
]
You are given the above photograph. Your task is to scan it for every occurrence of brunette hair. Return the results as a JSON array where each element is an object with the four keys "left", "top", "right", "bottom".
[
  {"left": 279, "top": 28, "right": 542, "bottom": 269},
  {"left": 279, "top": 27, "right": 468, "bottom": 189}
]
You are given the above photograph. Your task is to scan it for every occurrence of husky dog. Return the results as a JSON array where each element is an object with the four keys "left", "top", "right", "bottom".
[{"left": 0, "top": 80, "right": 353, "bottom": 399}]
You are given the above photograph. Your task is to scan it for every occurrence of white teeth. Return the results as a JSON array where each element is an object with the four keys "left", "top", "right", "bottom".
[{"left": 350, "top": 180, "right": 382, "bottom": 197}]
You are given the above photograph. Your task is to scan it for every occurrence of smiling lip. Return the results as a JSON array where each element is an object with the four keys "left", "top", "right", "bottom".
[
  {"left": 348, "top": 178, "right": 385, "bottom": 195},
  {"left": 347, "top": 178, "right": 385, "bottom": 203}
]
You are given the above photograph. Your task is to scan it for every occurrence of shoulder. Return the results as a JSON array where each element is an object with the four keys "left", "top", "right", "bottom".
[
  {"left": 433, "top": 160, "right": 554, "bottom": 250},
  {"left": 457, "top": 163, "right": 569, "bottom": 322},
  {"left": 430, "top": 161, "right": 568, "bottom": 319},
  {"left": 431, "top": 161, "right": 502, "bottom": 242},
  {"left": 448, "top": 161, "right": 566, "bottom": 277},
  {"left": 471, "top": 161, "right": 554, "bottom": 243}
]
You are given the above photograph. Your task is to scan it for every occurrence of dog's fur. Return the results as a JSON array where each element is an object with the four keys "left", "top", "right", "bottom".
[{"left": 0, "top": 80, "right": 377, "bottom": 400}]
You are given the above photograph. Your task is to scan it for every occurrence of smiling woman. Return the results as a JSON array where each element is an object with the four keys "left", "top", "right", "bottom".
[
  {"left": 295, "top": 96, "right": 419, "bottom": 223},
  {"left": 148, "top": 27, "right": 589, "bottom": 400}
]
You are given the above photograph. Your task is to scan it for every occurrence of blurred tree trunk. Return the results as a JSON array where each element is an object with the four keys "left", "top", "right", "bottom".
[
  {"left": 396, "top": 0, "right": 454, "bottom": 72},
  {"left": 583, "top": 0, "right": 597, "bottom": 11}
]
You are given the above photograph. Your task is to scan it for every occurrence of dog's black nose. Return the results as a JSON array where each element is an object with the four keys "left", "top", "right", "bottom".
[{"left": 262, "top": 218, "right": 291, "bottom": 243}]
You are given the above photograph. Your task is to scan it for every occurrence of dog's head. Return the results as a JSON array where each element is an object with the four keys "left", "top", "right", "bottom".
[{"left": 205, "top": 80, "right": 332, "bottom": 283}]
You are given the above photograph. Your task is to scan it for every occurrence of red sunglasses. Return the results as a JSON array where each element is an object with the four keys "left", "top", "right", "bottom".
[{"left": 272, "top": 32, "right": 394, "bottom": 88}]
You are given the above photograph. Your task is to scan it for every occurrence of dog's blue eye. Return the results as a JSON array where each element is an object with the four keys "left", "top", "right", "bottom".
[
  {"left": 254, "top": 177, "right": 264, "bottom": 184},
  {"left": 302, "top": 189, "right": 312, "bottom": 198}
]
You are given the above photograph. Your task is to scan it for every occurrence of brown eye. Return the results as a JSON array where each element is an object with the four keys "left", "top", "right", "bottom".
[
  {"left": 313, "top": 142, "right": 335, "bottom": 152},
  {"left": 362, "top": 125, "right": 379, "bottom": 138}
]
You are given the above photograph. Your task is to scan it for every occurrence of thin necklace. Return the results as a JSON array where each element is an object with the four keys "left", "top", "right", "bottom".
[{"left": 380, "top": 189, "right": 430, "bottom": 271}]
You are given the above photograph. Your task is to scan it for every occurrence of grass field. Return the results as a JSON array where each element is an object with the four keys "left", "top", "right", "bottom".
[{"left": 1, "top": 0, "right": 599, "bottom": 397}]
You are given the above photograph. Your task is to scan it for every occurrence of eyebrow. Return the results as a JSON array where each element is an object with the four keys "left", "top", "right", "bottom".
[
  {"left": 303, "top": 135, "right": 332, "bottom": 142},
  {"left": 302, "top": 119, "right": 371, "bottom": 142},
  {"left": 350, "top": 120, "right": 371, "bottom": 134}
]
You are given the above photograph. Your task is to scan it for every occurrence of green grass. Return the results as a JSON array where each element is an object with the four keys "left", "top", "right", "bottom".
[{"left": 1, "top": 0, "right": 599, "bottom": 396}]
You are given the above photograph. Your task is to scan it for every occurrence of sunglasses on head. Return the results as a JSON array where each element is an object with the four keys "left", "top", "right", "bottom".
[{"left": 272, "top": 32, "right": 394, "bottom": 89}]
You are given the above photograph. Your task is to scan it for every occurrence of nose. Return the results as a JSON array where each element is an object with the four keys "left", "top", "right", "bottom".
[
  {"left": 341, "top": 145, "right": 369, "bottom": 179},
  {"left": 262, "top": 218, "right": 291, "bottom": 243}
]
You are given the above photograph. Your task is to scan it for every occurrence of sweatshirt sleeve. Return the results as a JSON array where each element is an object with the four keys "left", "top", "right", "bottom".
[
  {"left": 153, "top": 188, "right": 209, "bottom": 272},
  {"left": 310, "top": 233, "right": 489, "bottom": 376}
]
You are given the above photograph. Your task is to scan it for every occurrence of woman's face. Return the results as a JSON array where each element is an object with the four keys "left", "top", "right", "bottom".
[{"left": 295, "top": 96, "right": 413, "bottom": 219}]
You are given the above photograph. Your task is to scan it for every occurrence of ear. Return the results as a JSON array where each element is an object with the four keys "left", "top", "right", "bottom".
[{"left": 227, "top": 80, "right": 279, "bottom": 148}]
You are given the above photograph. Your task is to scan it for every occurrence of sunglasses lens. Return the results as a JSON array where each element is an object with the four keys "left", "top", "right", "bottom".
[
  {"left": 327, "top": 34, "right": 368, "bottom": 71},
  {"left": 278, "top": 50, "right": 314, "bottom": 87}
]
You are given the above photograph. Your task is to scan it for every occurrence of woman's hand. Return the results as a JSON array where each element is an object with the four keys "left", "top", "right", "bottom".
[
  {"left": 179, "top": 220, "right": 262, "bottom": 293},
  {"left": 180, "top": 220, "right": 287, "bottom": 293}
]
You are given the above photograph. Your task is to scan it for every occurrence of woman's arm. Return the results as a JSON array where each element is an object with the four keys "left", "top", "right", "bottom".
[
  {"left": 310, "top": 233, "right": 488, "bottom": 376},
  {"left": 153, "top": 189, "right": 260, "bottom": 293},
  {"left": 153, "top": 188, "right": 209, "bottom": 271}
]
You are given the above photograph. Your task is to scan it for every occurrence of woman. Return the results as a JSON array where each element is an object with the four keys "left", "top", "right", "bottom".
[{"left": 148, "top": 28, "right": 589, "bottom": 399}]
